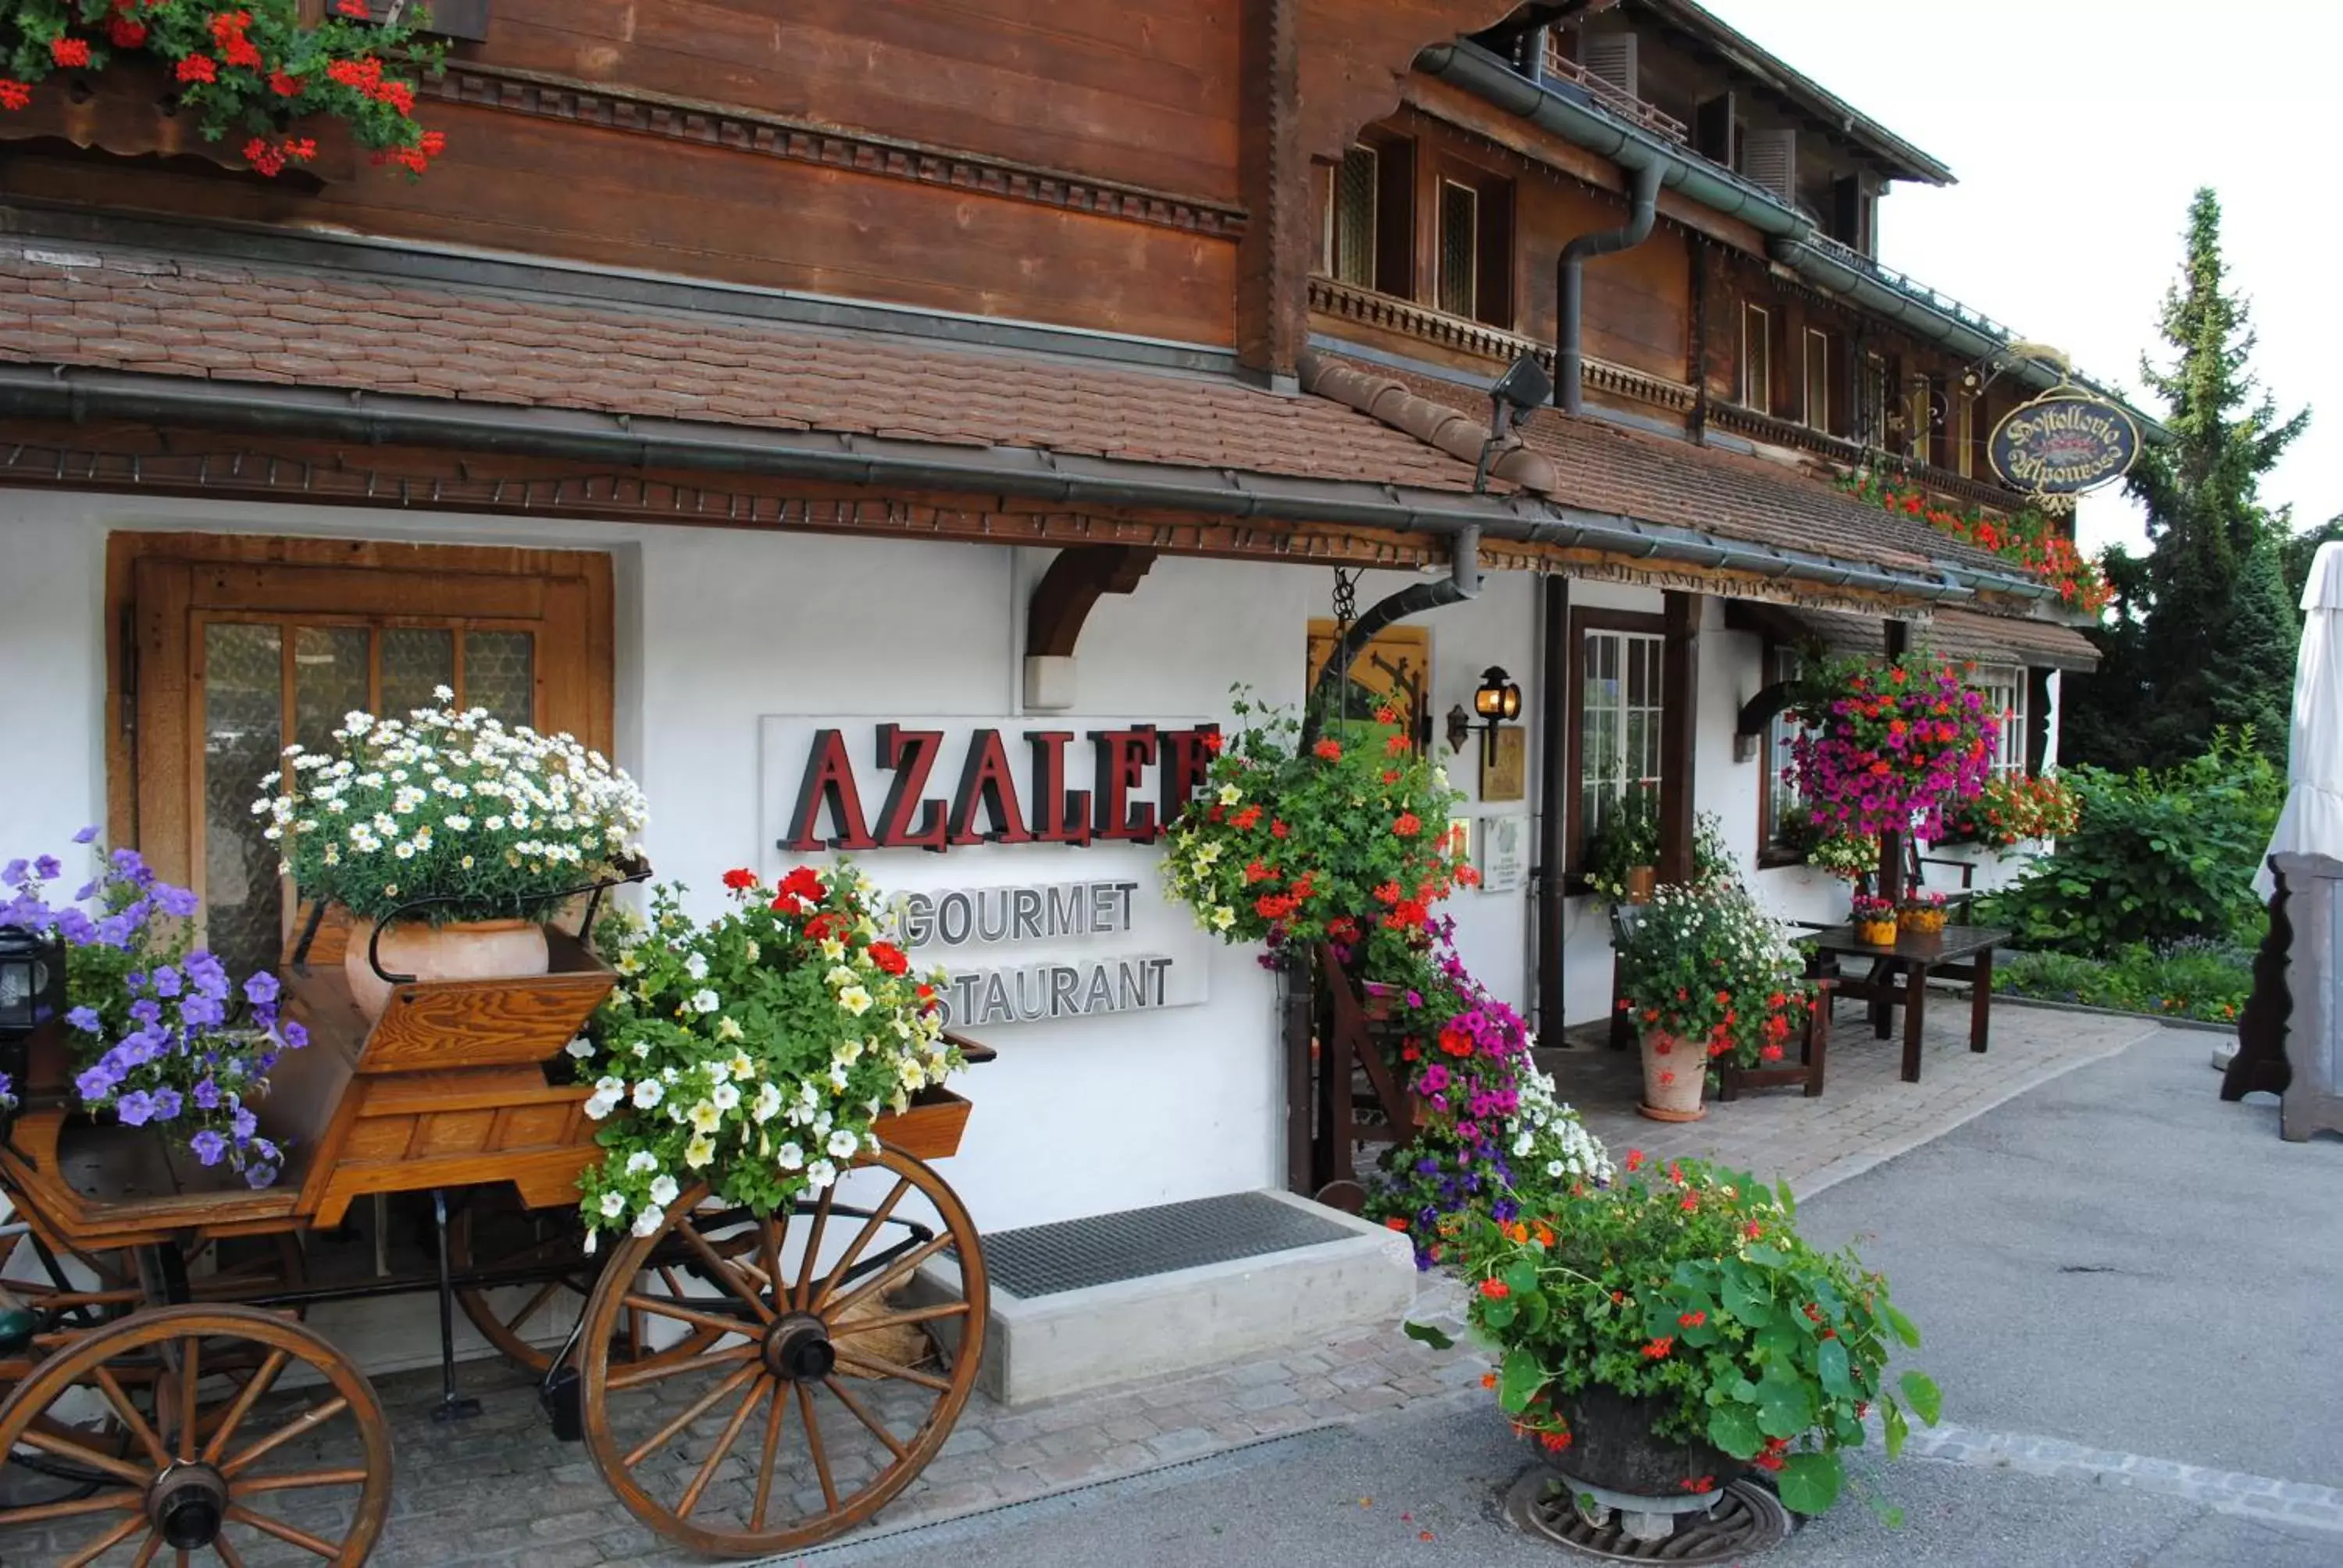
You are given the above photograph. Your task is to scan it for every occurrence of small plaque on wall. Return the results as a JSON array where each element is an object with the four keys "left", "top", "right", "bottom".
[
  {"left": 1480, "top": 727, "right": 1527, "bottom": 803},
  {"left": 1478, "top": 814, "right": 1527, "bottom": 894}
]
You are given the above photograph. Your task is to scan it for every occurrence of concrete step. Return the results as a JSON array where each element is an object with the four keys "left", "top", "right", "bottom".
[{"left": 915, "top": 1188, "right": 1417, "bottom": 1407}]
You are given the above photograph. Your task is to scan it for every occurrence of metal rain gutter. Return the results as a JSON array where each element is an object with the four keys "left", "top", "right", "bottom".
[{"left": 0, "top": 363, "right": 1994, "bottom": 604}]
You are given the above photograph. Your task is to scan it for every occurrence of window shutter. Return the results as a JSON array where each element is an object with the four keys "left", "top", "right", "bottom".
[
  {"left": 1742, "top": 128, "right": 1797, "bottom": 203},
  {"left": 1581, "top": 31, "right": 1639, "bottom": 98}
]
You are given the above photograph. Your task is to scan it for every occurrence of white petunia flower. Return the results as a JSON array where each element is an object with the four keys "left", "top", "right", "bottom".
[
  {"left": 598, "top": 1191, "right": 626, "bottom": 1218},
  {"left": 804, "top": 1158, "right": 838, "bottom": 1190},
  {"left": 776, "top": 1142, "right": 804, "bottom": 1171},
  {"left": 710, "top": 1082, "right": 740, "bottom": 1112},
  {"left": 752, "top": 1082, "right": 783, "bottom": 1123},
  {"left": 631, "top": 1079, "right": 665, "bottom": 1110},
  {"left": 565, "top": 1035, "right": 595, "bottom": 1060},
  {"left": 689, "top": 989, "right": 721, "bottom": 1014},
  {"left": 684, "top": 952, "right": 709, "bottom": 982},
  {"left": 631, "top": 1206, "right": 665, "bottom": 1238},
  {"left": 625, "top": 1150, "right": 658, "bottom": 1175},
  {"left": 647, "top": 1174, "right": 680, "bottom": 1207},
  {"left": 826, "top": 1128, "right": 859, "bottom": 1160}
]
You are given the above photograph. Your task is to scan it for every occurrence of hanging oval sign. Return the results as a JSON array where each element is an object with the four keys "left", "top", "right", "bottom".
[{"left": 1988, "top": 393, "right": 2141, "bottom": 495}]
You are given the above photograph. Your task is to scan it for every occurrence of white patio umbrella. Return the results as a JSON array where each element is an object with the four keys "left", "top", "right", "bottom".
[{"left": 2253, "top": 540, "right": 2343, "bottom": 901}]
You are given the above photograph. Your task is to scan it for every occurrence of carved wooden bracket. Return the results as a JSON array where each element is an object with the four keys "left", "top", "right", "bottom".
[
  {"left": 1025, "top": 545, "right": 1159, "bottom": 659},
  {"left": 1736, "top": 679, "right": 1794, "bottom": 738}
]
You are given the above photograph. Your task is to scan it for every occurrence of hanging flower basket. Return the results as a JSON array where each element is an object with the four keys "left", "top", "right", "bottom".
[
  {"left": 0, "top": 1, "right": 447, "bottom": 177},
  {"left": 1786, "top": 654, "right": 2000, "bottom": 842}
]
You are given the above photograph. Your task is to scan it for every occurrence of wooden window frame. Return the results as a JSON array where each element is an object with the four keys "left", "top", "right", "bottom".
[
  {"left": 1425, "top": 151, "right": 1516, "bottom": 330},
  {"left": 1326, "top": 142, "right": 1380, "bottom": 289},
  {"left": 1435, "top": 176, "right": 1481, "bottom": 320},
  {"left": 1566, "top": 608, "right": 1667, "bottom": 879},
  {"left": 1741, "top": 304, "right": 1772, "bottom": 416},
  {"left": 105, "top": 533, "right": 615, "bottom": 900},
  {"left": 1970, "top": 662, "right": 2028, "bottom": 778},
  {"left": 1756, "top": 642, "right": 1806, "bottom": 868}
]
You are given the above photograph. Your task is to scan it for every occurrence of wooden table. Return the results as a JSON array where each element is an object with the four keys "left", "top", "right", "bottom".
[{"left": 1802, "top": 924, "right": 2009, "bottom": 1083}]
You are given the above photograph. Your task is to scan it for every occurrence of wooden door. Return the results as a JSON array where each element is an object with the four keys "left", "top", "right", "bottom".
[{"left": 114, "top": 536, "right": 614, "bottom": 978}]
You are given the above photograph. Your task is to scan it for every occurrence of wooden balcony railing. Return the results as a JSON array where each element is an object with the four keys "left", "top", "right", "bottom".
[{"left": 1541, "top": 41, "right": 1689, "bottom": 145}]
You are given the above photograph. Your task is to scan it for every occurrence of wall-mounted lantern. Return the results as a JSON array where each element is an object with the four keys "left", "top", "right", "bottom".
[{"left": 1472, "top": 666, "right": 1522, "bottom": 764}]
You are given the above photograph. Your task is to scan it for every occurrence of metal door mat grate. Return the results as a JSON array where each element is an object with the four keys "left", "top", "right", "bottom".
[{"left": 973, "top": 1192, "right": 1354, "bottom": 1299}]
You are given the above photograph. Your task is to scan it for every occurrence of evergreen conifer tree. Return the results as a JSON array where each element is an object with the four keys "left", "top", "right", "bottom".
[{"left": 2064, "top": 189, "right": 2309, "bottom": 772}]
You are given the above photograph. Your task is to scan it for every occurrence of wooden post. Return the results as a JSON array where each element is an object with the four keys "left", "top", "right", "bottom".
[
  {"left": 1878, "top": 617, "right": 1911, "bottom": 903},
  {"left": 1536, "top": 574, "right": 1571, "bottom": 1044},
  {"left": 1657, "top": 591, "right": 1701, "bottom": 885},
  {"left": 1283, "top": 953, "right": 1314, "bottom": 1196}
]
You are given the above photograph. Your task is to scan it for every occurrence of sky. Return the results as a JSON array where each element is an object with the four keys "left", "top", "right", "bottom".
[{"left": 1696, "top": 0, "right": 2341, "bottom": 558}]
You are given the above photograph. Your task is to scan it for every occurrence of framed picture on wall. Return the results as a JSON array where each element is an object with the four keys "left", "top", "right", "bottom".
[
  {"left": 1478, "top": 814, "right": 1527, "bottom": 894},
  {"left": 1481, "top": 726, "right": 1527, "bottom": 802}
]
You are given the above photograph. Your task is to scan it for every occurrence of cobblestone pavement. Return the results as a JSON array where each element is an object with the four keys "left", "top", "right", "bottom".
[
  {"left": 0, "top": 1003, "right": 2177, "bottom": 1567},
  {"left": 1545, "top": 996, "right": 2165, "bottom": 1196}
]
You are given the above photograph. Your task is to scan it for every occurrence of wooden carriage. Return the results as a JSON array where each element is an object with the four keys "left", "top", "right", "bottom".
[{"left": 0, "top": 928, "right": 990, "bottom": 1563}]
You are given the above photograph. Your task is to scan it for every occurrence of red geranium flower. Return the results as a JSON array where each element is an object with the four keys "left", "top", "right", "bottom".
[
  {"left": 50, "top": 37, "right": 91, "bottom": 66},
  {"left": 1312, "top": 739, "right": 1343, "bottom": 761},
  {"left": 177, "top": 55, "right": 218, "bottom": 84},
  {"left": 721, "top": 868, "right": 758, "bottom": 890},
  {"left": 868, "top": 941, "right": 911, "bottom": 975}
]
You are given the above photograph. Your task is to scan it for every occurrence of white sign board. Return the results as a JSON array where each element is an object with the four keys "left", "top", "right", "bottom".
[
  {"left": 1478, "top": 814, "right": 1528, "bottom": 895},
  {"left": 758, "top": 717, "right": 1218, "bottom": 1028}
]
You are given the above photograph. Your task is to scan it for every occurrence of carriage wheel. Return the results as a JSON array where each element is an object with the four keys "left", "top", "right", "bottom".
[
  {"left": 578, "top": 1146, "right": 989, "bottom": 1558},
  {"left": 0, "top": 1304, "right": 393, "bottom": 1564},
  {"left": 449, "top": 1195, "right": 751, "bottom": 1375}
]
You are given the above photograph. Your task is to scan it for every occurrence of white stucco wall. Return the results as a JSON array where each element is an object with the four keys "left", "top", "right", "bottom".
[{"left": 1, "top": 489, "right": 2053, "bottom": 1228}]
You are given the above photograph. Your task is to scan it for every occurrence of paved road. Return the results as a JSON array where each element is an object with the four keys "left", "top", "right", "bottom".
[{"left": 801, "top": 1025, "right": 2343, "bottom": 1568}]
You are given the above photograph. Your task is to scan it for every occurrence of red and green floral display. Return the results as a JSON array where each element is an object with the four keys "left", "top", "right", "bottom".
[
  {"left": 1, "top": 1, "right": 445, "bottom": 175},
  {"left": 1410, "top": 1156, "right": 1939, "bottom": 1516},
  {"left": 1786, "top": 654, "right": 2000, "bottom": 841},
  {"left": 1838, "top": 469, "right": 2111, "bottom": 615},
  {"left": 1613, "top": 882, "right": 1812, "bottom": 1074},
  {"left": 1160, "top": 691, "right": 1473, "bottom": 975},
  {"left": 1938, "top": 770, "right": 2081, "bottom": 848}
]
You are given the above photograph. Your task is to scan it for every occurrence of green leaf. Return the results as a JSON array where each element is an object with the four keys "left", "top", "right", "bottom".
[
  {"left": 1774, "top": 1452, "right": 1845, "bottom": 1515},
  {"left": 1402, "top": 1320, "right": 1454, "bottom": 1351},
  {"left": 1518, "top": 1289, "right": 1551, "bottom": 1335},
  {"left": 1884, "top": 1399, "right": 1911, "bottom": 1459},
  {"left": 1756, "top": 1376, "right": 1812, "bottom": 1438},
  {"left": 1707, "top": 1403, "right": 1763, "bottom": 1459},
  {"left": 1497, "top": 1348, "right": 1547, "bottom": 1416},
  {"left": 1774, "top": 1178, "right": 1797, "bottom": 1216},
  {"left": 1816, "top": 1337, "right": 1853, "bottom": 1396},
  {"left": 1883, "top": 1303, "right": 1922, "bottom": 1349},
  {"left": 1721, "top": 1270, "right": 1771, "bottom": 1327},
  {"left": 1482, "top": 1294, "right": 1517, "bottom": 1330},
  {"left": 1502, "top": 1259, "right": 1540, "bottom": 1297},
  {"left": 1744, "top": 1243, "right": 1787, "bottom": 1267},
  {"left": 1898, "top": 1370, "right": 1942, "bottom": 1425}
]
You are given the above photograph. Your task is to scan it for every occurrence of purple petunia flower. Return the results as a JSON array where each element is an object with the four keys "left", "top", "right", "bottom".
[
  {"left": 32, "top": 855, "right": 61, "bottom": 880},
  {"left": 280, "top": 1021, "right": 308, "bottom": 1051},
  {"left": 72, "top": 825, "right": 99, "bottom": 844},
  {"left": 189, "top": 1130, "right": 228, "bottom": 1167},
  {"left": 0, "top": 860, "right": 25, "bottom": 886},
  {"left": 76, "top": 1064, "right": 121, "bottom": 1101},
  {"left": 66, "top": 1006, "right": 101, "bottom": 1034},
  {"left": 151, "top": 965, "right": 182, "bottom": 998},
  {"left": 192, "top": 1078, "right": 221, "bottom": 1110},
  {"left": 116, "top": 1090, "right": 156, "bottom": 1126},
  {"left": 155, "top": 883, "right": 200, "bottom": 919},
  {"left": 243, "top": 972, "right": 280, "bottom": 1007}
]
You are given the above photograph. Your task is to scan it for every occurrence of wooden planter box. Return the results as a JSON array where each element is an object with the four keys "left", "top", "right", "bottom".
[
  {"left": 0, "top": 54, "right": 354, "bottom": 180},
  {"left": 1713, "top": 978, "right": 1834, "bottom": 1102}
]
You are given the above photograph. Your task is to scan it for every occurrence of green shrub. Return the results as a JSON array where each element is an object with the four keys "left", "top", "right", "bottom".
[
  {"left": 1974, "top": 732, "right": 2281, "bottom": 953},
  {"left": 1993, "top": 939, "right": 2251, "bottom": 1025}
]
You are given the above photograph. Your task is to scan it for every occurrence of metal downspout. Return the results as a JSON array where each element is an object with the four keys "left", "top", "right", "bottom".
[
  {"left": 1300, "top": 527, "right": 1483, "bottom": 746},
  {"left": 1557, "top": 158, "right": 1664, "bottom": 415}
]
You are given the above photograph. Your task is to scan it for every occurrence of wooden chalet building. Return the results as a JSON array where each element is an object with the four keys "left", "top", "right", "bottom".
[{"left": 0, "top": 0, "right": 2143, "bottom": 1235}]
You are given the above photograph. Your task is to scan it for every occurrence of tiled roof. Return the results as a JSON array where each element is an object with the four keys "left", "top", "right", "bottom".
[
  {"left": 0, "top": 244, "right": 1478, "bottom": 494},
  {"left": 1319, "top": 353, "right": 2025, "bottom": 585},
  {"left": 1786, "top": 605, "right": 2101, "bottom": 672}
]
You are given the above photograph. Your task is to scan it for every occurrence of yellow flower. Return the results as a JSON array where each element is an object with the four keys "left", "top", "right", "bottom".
[
  {"left": 688, "top": 1100, "right": 721, "bottom": 1134},
  {"left": 838, "top": 985, "right": 873, "bottom": 1017},
  {"left": 683, "top": 1133, "right": 715, "bottom": 1169},
  {"left": 1211, "top": 905, "right": 1236, "bottom": 931},
  {"left": 1218, "top": 783, "right": 1243, "bottom": 807}
]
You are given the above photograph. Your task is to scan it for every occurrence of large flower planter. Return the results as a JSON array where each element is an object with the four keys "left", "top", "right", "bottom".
[
  {"left": 344, "top": 917, "right": 551, "bottom": 1021},
  {"left": 1637, "top": 1028, "right": 1706, "bottom": 1122}
]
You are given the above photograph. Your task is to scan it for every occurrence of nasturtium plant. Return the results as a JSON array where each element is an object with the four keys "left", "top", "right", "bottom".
[{"left": 1418, "top": 1155, "right": 1938, "bottom": 1516}]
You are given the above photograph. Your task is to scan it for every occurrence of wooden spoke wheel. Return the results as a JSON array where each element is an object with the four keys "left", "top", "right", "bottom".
[
  {"left": 0, "top": 1304, "right": 393, "bottom": 1565},
  {"left": 578, "top": 1146, "right": 989, "bottom": 1558},
  {"left": 449, "top": 1196, "right": 754, "bottom": 1375}
]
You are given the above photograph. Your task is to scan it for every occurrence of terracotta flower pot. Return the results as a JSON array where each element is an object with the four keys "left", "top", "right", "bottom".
[
  {"left": 1623, "top": 866, "right": 1658, "bottom": 905},
  {"left": 1637, "top": 1028, "right": 1706, "bottom": 1122},
  {"left": 344, "top": 918, "right": 551, "bottom": 1021}
]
